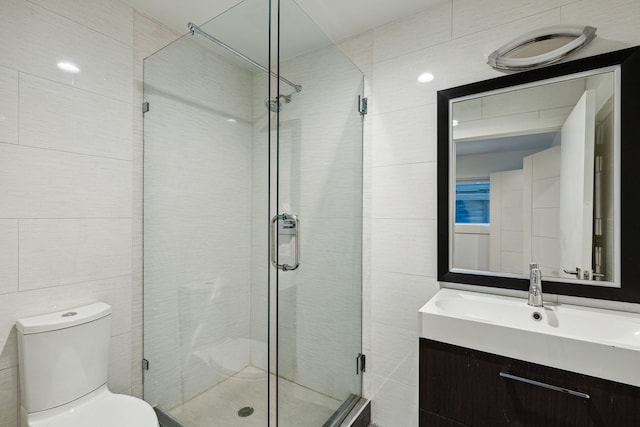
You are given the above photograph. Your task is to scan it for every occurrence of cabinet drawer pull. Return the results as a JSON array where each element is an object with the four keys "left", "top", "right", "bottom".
[{"left": 499, "top": 372, "right": 590, "bottom": 399}]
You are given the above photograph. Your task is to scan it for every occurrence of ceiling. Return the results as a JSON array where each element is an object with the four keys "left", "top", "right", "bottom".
[
  {"left": 122, "top": 0, "right": 446, "bottom": 43},
  {"left": 456, "top": 132, "right": 560, "bottom": 157}
]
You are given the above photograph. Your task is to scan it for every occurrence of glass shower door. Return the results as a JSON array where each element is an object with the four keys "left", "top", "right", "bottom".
[
  {"left": 143, "top": 1, "right": 271, "bottom": 425},
  {"left": 274, "top": 0, "right": 364, "bottom": 424}
]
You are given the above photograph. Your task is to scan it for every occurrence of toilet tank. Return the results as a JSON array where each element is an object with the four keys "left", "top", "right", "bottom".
[{"left": 16, "top": 302, "right": 112, "bottom": 414}]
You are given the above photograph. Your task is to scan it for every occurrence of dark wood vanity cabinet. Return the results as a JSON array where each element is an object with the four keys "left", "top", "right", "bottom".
[{"left": 419, "top": 339, "right": 640, "bottom": 427}]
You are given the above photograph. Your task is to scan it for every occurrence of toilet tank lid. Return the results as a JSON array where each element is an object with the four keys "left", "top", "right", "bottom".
[{"left": 16, "top": 302, "right": 112, "bottom": 335}]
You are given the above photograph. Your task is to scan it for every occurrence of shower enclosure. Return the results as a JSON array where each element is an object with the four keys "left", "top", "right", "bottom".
[{"left": 142, "top": 0, "right": 363, "bottom": 425}]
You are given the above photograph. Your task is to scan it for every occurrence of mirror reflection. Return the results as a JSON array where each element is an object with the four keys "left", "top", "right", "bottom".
[{"left": 451, "top": 69, "right": 617, "bottom": 285}]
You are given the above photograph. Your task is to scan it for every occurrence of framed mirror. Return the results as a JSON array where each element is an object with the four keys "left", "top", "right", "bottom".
[{"left": 437, "top": 46, "right": 640, "bottom": 302}]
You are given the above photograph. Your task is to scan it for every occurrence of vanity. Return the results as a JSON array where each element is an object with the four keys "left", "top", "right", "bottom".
[
  {"left": 419, "top": 338, "right": 640, "bottom": 426},
  {"left": 419, "top": 289, "right": 640, "bottom": 426},
  {"left": 422, "top": 46, "right": 640, "bottom": 426}
]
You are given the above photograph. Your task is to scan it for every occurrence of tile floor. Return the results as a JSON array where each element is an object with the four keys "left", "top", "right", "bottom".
[{"left": 168, "top": 366, "right": 341, "bottom": 426}]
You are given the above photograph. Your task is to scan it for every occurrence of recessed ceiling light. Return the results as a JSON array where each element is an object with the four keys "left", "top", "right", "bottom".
[
  {"left": 226, "top": 118, "right": 237, "bottom": 123},
  {"left": 57, "top": 61, "right": 80, "bottom": 74},
  {"left": 417, "top": 72, "right": 434, "bottom": 83},
  {"left": 452, "top": 120, "right": 459, "bottom": 127}
]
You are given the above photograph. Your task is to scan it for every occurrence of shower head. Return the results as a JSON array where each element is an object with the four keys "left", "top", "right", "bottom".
[{"left": 265, "top": 94, "right": 292, "bottom": 112}]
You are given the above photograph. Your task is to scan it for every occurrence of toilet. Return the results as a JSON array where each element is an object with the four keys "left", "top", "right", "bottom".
[{"left": 16, "top": 302, "right": 159, "bottom": 427}]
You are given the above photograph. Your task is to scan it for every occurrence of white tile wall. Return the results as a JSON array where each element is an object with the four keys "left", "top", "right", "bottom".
[
  {"left": 363, "top": 1, "right": 640, "bottom": 426},
  {"left": 489, "top": 170, "right": 524, "bottom": 274},
  {"left": 0, "top": 1, "right": 141, "bottom": 424},
  {"left": 0, "top": 67, "right": 19, "bottom": 145},
  {"left": 0, "top": 368, "right": 18, "bottom": 427},
  {"left": 0, "top": 144, "right": 132, "bottom": 219},
  {"left": 26, "top": 0, "right": 134, "bottom": 46},
  {"left": 19, "top": 219, "right": 132, "bottom": 291},
  {"left": 372, "top": 104, "right": 437, "bottom": 167},
  {"left": 19, "top": 74, "right": 133, "bottom": 160},
  {"left": 109, "top": 332, "right": 133, "bottom": 394},
  {"left": 0, "top": 221, "right": 19, "bottom": 296},
  {"left": 453, "top": 231, "right": 490, "bottom": 270},
  {"left": 373, "top": 2, "right": 452, "bottom": 63},
  {"left": 561, "top": 0, "right": 640, "bottom": 46},
  {"left": 451, "top": 0, "right": 574, "bottom": 38},
  {"left": 372, "top": 219, "right": 437, "bottom": 277},
  {"left": 527, "top": 147, "right": 561, "bottom": 275},
  {"left": 373, "top": 163, "right": 437, "bottom": 219},
  {"left": 0, "top": 0, "right": 133, "bottom": 102}
]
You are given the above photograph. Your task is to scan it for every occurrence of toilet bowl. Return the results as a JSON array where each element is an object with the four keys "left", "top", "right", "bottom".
[{"left": 16, "top": 302, "right": 158, "bottom": 427}]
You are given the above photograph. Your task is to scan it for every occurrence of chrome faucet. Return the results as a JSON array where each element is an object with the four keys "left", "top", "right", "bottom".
[{"left": 528, "top": 262, "right": 543, "bottom": 307}]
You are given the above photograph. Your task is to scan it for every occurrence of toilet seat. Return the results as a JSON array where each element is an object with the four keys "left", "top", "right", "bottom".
[{"left": 25, "top": 386, "right": 158, "bottom": 427}]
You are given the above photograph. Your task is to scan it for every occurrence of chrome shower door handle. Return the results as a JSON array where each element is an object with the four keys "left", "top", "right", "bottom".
[
  {"left": 270, "top": 213, "right": 300, "bottom": 271},
  {"left": 270, "top": 214, "right": 278, "bottom": 270},
  {"left": 287, "top": 213, "right": 300, "bottom": 271}
]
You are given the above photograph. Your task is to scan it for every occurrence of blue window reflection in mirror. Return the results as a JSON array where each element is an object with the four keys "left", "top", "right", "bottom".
[{"left": 455, "top": 181, "right": 490, "bottom": 224}]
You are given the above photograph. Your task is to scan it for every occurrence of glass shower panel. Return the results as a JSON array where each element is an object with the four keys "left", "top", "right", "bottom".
[
  {"left": 275, "top": 0, "right": 364, "bottom": 425},
  {"left": 143, "top": 0, "right": 270, "bottom": 425}
]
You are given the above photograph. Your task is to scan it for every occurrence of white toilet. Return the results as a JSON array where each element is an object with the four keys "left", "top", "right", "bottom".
[{"left": 16, "top": 302, "right": 159, "bottom": 427}]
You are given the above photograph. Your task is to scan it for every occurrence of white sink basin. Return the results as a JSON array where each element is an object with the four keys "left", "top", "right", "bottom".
[{"left": 420, "top": 288, "right": 640, "bottom": 387}]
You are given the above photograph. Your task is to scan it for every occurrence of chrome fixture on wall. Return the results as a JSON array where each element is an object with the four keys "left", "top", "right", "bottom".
[
  {"left": 188, "top": 22, "right": 302, "bottom": 93},
  {"left": 265, "top": 94, "right": 292, "bottom": 112},
  {"left": 488, "top": 25, "right": 597, "bottom": 72}
]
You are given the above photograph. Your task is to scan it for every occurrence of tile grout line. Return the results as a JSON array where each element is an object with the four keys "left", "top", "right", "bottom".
[
  {"left": 450, "top": 0, "right": 454, "bottom": 43},
  {"left": 13, "top": 274, "right": 132, "bottom": 295},
  {"left": 2, "top": 217, "right": 132, "bottom": 220},
  {"left": 450, "top": 5, "right": 564, "bottom": 41},
  {"left": 0, "top": 141, "right": 134, "bottom": 163},
  {"left": 372, "top": 160, "right": 437, "bottom": 169},
  {"left": 17, "top": 68, "right": 20, "bottom": 147},
  {"left": 371, "top": 5, "right": 563, "bottom": 66},
  {"left": 370, "top": 269, "right": 438, "bottom": 279},
  {"left": 4, "top": 65, "right": 133, "bottom": 106},
  {"left": 23, "top": 0, "right": 134, "bottom": 48},
  {"left": 17, "top": 218, "right": 20, "bottom": 294},
  {"left": 367, "top": 102, "right": 436, "bottom": 119}
]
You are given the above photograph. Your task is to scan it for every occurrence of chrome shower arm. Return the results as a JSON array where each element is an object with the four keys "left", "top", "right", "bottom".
[{"left": 188, "top": 22, "right": 302, "bottom": 93}]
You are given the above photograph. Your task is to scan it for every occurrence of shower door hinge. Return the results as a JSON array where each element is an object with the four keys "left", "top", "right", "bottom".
[
  {"left": 358, "top": 96, "right": 368, "bottom": 116},
  {"left": 356, "top": 353, "right": 366, "bottom": 375},
  {"left": 142, "top": 102, "right": 150, "bottom": 114},
  {"left": 142, "top": 358, "right": 150, "bottom": 371}
]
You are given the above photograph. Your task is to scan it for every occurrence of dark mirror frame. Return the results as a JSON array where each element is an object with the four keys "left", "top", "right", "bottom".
[{"left": 437, "top": 46, "right": 640, "bottom": 303}]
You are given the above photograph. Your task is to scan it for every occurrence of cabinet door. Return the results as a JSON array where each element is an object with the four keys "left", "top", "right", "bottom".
[
  {"left": 420, "top": 338, "right": 506, "bottom": 426},
  {"left": 420, "top": 339, "right": 640, "bottom": 427},
  {"left": 498, "top": 356, "right": 592, "bottom": 426},
  {"left": 580, "top": 374, "right": 640, "bottom": 426}
]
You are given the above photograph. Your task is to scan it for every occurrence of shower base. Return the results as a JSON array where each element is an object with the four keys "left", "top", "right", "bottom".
[{"left": 166, "top": 366, "right": 341, "bottom": 426}]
